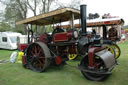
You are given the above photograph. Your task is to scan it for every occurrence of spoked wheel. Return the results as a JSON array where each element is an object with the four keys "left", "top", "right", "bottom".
[
  {"left": 104, "top": 44, "right": 116, "bottom": 58},
  {"left": 111, "top": 44, "right": 121, "bottom": 59},
  {"left": 80, "top": 56, "right": 109, "bottom": 81},
  {"left": 68, "top": 54, "right": 78, "bottom": 60},
  {"left": 26, "top": 42, "right": 51, "bottom": 72}
]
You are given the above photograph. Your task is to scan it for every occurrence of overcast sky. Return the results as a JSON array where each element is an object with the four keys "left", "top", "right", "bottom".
[
  {"left": 58, "top": 0, "right": 128, "bottom": 25},
  {"left": 82, "top": 0, "right": 128, "bottom": 25},
  {"left": 0, "top": 0, "right": 128, "bottom": 25}
]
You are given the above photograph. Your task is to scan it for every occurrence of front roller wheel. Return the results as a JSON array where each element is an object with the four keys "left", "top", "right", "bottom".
[
  {"left": 26, "top": 42, "right": 51, "bottom": 72},
  {"left": 80, "top": 56, "right": 109, "bottom": 81}
]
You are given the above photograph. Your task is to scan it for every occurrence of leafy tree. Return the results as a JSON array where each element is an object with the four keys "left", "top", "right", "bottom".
[
  {"left": 123, "top": 25, "right": 128, "bottom": 29},
  {"left": 3, "top": 0, "right": 28, "bottom": 34},
  {"left": 0, "top": 11, "right": 5, "bottom": 22},
  {"left": 0, "top": 0, "right": 83, "bottom": 34},
  {"left": 26, "top": 0, "right": 57, "bottom": 34},
  {"left": 0, "top": 21, "right": 11, "bottom": 32},
  {"left": 1, "top": 0, "right": 57, "bottom": 34}
]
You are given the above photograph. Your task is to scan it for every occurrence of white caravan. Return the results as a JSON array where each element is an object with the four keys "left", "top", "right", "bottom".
[{"left": 0, "top": 32, "right": 22, "bottom": 50}]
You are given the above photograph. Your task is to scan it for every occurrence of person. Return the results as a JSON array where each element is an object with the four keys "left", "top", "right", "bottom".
[
  {"left": 108, "top": 25, "right": 118, "bottom": 41},
  {"left": 52, "top": 26, "right": 64, "bottom": 37},
  {"left": 92, "top": 29, "right": 96, "bottom": 35}
]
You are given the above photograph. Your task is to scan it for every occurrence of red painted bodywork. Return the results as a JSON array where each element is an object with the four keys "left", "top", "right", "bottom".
[
  {"left": 53, "top": 31, "right": 73, "bottom": 43},
  {"left": 22, "top": 55, "right": 27, "bottom": 65},
  {"left": 18, "top": 33, "right": 49, "bottom": 51},
  {"left": 53, "top": 32, "right": 68, "bottom": 42},
  {"left": 17, "top": 43, "right": 28, "bottom": 51},
  {"left": 38, "top": 33, "right": 49, "bottom": 44},
  {"left": 20, "top": 44, "right": 28, "bottom": 51},
  {"left": 88, "top": 46, "right": 105, "bottom": 67},
  {"left": 56, "top": 56, "right": 62, "bottom": 65}
]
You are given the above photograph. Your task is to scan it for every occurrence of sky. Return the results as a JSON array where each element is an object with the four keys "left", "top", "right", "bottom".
[
  {"left": 81, "top": 0, "right": 128, "bottom": 25},
  {"left": 58, "top": 0, "right": 128, "bottom": 25},
  {"left": 0, "top": 0, "right": 128, "bottom": 25}
]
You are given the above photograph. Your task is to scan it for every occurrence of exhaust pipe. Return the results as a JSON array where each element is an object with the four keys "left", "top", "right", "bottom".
[{"left": 80, "top": 5, "right": 87, "bottom": 35}]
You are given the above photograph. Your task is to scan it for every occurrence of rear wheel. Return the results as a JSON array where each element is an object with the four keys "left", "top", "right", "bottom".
[
  {"left": 111, "top": 44, "right": 121, "bottom": 59},
  {"left": 104, "top": 44, "right": 116, "bottom": 58},
  {"left": 26, "top": 42, "right": 51, "bottom": 72},
  {"left": 80, "top": 56, "right": 109, "bottom": 81},
  {"left": 68, "top": 54, "right": 78, "bottom": 60}
]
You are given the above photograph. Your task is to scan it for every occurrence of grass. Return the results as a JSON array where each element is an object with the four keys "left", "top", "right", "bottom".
[
  {"left": 0, "top": 41, "right": 128, "bottom": 85},
  {"left": 0, "top": 49, "right": 14, "bottom": 60}
]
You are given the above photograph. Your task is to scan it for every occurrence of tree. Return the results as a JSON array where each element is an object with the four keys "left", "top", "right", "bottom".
[
  {"left": 26, "top": 0, "right": 38, "bottom": 16},
  {"left": 1, "top": 0, "right": 57, "bottom": 34},
  {"left": 1, "top": 0, "right": 28, "bottom": 34},
  {"left": 54, "top": 0, "right": 82, "bottom": 9},
  {"left": 0, "top": 11, "right": 5, "bottom": 22},
  {"left": 26, "top": 0, "right": 57, "bottom": 16},
  {"left": 0, "top": 21, "right": 11, "bottom": 32},
  {"left": 1, "top": 0, "right": 82, "bottom": 34},
  {"left": 41, "top": 0, "right": 57, "bottom": 13}
]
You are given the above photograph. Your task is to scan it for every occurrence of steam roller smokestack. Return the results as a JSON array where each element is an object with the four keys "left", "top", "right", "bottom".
[{"left": 80, "top": 5, "right": 87, "bottom": 35}]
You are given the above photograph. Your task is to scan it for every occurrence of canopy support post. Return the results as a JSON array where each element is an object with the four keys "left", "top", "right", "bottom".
[
  {"left": 103, "top": 25, "right": 107, "bottom": 39},
  {"left": 35, "top": 25, "right": 37, "bottom": 40},
  {"left": 27, "top": 24, "right": 30, "bottom": 44},
  {"left": 52, "top": 17, "right": 55, "bottom": 29},
  {"left": 72, "top": 12, "right": 74, "bottom": 29}
]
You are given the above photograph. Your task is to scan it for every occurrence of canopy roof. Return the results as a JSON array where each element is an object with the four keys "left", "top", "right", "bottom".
[
  {"left": 55, "top": 18, "right": 124, "bottom": 29},
  {"left": 87, "top": 18, "right": 124, "bottom": 27},
  {"left": 16, "top": 8, "right": 80, "bottom": 25}
]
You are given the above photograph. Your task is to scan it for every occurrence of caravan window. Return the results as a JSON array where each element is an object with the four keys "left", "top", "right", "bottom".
[
  {"left": 2, "top": 37, "right": 7, "bottom": 42},
  {"left": 10, "top": 36, "right": 17, "bottom": 43}
]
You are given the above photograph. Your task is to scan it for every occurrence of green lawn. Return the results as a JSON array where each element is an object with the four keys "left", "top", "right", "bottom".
[
  {"left": 0, "top": 41, "right": 128, "bottom": 85},
  {"left": 0, "top": 49, "right": 14, "bottom": 60}
]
